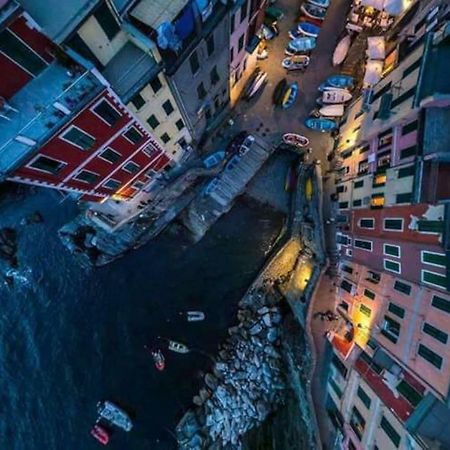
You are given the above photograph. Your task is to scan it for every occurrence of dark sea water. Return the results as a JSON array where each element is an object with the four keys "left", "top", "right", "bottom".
[{"left": 0, "top": 187, "right": 283, "bottom": 450}]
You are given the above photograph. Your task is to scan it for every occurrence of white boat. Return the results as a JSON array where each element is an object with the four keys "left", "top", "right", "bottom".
[
  {"left": 185, "top": 311, "right": 206, "bottom": 322},
  {"left": 282, "top": 133, "right": 310, "bottom": 147},
  {"left": 322, "top": 89, "right": 352, "bottom": 104},
  {"left": 318, "top": 104, "right": 345, "bottom": 117},
  {"left": 301, "top": 3, "right": 327, "bottom": 20},
  {"left": 97, "top": 401, "right": 133, "bottom": 432},
  {"left": 308, "top": 0, "right": 330, "bottom": 7},
  {"left": 332, "top": 34, "right": 351, "bottom": 66},
  {"left": 246, "top": 72, "right": 268, "bottom": 100},
  {"left": 168, "top": 340, "right": 190, "bottom": 354},
  {"left": 282, "top": 55, "right": 310, "bottom": 70}
]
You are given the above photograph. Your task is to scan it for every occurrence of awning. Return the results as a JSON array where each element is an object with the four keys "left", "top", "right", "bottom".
[
  {"left": 174, "top": 3, "right": 195, "bottom": 39},
  {"left": 363, "top": 60, "right": 383, "bottom": 86},
  {"left": 384, "top": 0, "right": 411, "bottom": 16},
  {"left": 360, "top": 0, "right": 384, "bottom": 11},
  {"left": 131, "top": 0, "right": 189, "bottom": 29},
  {"left": 367, "top": 36, "right": 385, "bottom": 60}
]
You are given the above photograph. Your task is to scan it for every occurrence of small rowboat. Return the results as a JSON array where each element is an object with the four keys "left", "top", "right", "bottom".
[
  {"left": 282, "top": 133, "right": 310, "bottom": 147},
  {"left": 151, "top": 349, "right": 165, "bottom": 371},
  {"left": 243, "top": 68, "right": 261, "bottom": 98},
  {"left": 168, "top": 340, "right": 190, "bottom": 354},
  {"left": 307, "top": 0, "right": 330, "bottom": 7},
  {"left": 333, "top": 34, "right": 351, "bottom": 66},
  {"left": 203, "top": 178, "right": 219, "bottom": 196},
  {"left": 298, "top": 21, "right": 321, "bottom": 38},
  {"left": 180, "top": 311, "right": 206, "bottom": 322},
  {"left": 203, "top": 151, "right": 225, "bottom": 169},
  {"left": 282, "top": 55, "right": 310, "bottom": 71},
  {"left": 273, "top": 78, "right": 288, "bottom": 105},
  {"left": 301, "top": 3, "right": 327, "bottom": 20},
  {"left": 285, "top": 36, "right": 316, "bottom": 55},
  {"left": 91, "top": 424, "right": 110, "bottom": 446},
  {"left": 318, "top": 104, "right": 345, "bottom": 117},
  {"left": 325, "top": 74, "right": 354, "bottom": 89},
  {"left": 246, "top": 72, "right": 267, "bottom": 100},
  {"left": 282, "top": 82, "right": 299, "bottom": 109},
  {"left": 305, "top": 117, "right": 337, "bottom": 132},
  {"left": 322, "top": 89, "right": 352, "bottom": 104}
]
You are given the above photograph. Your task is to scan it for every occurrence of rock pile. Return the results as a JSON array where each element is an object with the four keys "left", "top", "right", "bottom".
[{"left": 177, "top": 284, "right": 286, "bottom": 449}]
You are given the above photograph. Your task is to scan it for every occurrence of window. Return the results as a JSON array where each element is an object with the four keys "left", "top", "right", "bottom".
[
  {"left": 103, "top": 178, "right": 121, "bottom": 190},
  {"left": 340, "top": 279, "right": 353, "bottom": 294},
  {"left": 197, "top": 82, "right": 207, "bottom": 100},
  {"left": 0, "top": 29, "right": 47, "bottom": 76},
  {"left": 353, "top": 199, "right": 362, "bottom": 207},
  {"left": 94, "top": 3, "right": 120, "bottom": 40},
  {"left": 332, "top": 354, "right": 348, "bottom": 378},
  {"left": 384, "top": 259, "right": 401, "bottom": 274},
  {"left": 421, "top": 251, "right": 447, "bottom": 268},
  {"left": 210, "top": 66, "right": 220, "bottom": 85},
  {"left": 393, "top": 280, "right": 411, "bottom": 295},
  {"left": 342, "top": 264, "right": 353, "bottom": 274},
  {"left": 150, "top": 76, "right": 162, "bottom": 94},
  {"left": 380, "top": 417, "right": 401, "bottom": 448},
  {"left": 397, "top": 380, "right": 423, "bottom": 407},
  {"left": 238, "top": 33, "right": 245, "bottom": 52},
  {"left": 400, "top": 145, "right": 417, "bottom": 159},
  {"left": 417, "top": 220, "right": 443, "bottom": 233},
  {"left": 418, "top": 344, "right": 443, "bottom": 369},
  {"left": 131, "top": 93, "right": 145, "bottom": 110},
  {"left": 423, "top": 323, "right": 448, "bottom": 344},
  {"left": 162, "top": 100, "right": 174, "bottom": 115},
  {"left": 230, "top": 12, "right": 235, "bottom": 33},
  {"left": 350, "top": 406, "right": 365, "bottom": 440},
  {"left": 371, "top": 82, "right": 392, "bottom": 103},
  {"left": 381, "top": 316, "right": 400, "bottom": 343},
  {"left": 230, "top": 47, "right": 234, "bottom": 62},
  {"left": 422, "top": 270, "right": 448, "bottom": 289},
  {"left": 175, "top": 118, "right": 184, "bottom": 131},
  {"left": 74, "top": 170, "right": 98, "bottom": 184},
  {"left": 92, "top": 99, "right": 122, "bottom": 126},
  {"left": 371, "top": 193, "right": 385, "bottom": 208},
  {"left": 60, "top": 126, "right": 95, "bottom": 150},
  {"left": 29, "top": 155, "right": 66, "bottom": 174},
  {"left": 206, "top": 33, "right": 215, "bottom": 56},
  {"left": 240, "top": 0, "right": 248, "bottom": 22},
  {"left": 383, "top": 218, "right": 403, "bottom": 231},
  {"left": 339, "top": 201, "right": 349, "bottom": 209},
  {"left": 123, "top": 161, "right": 140, "bottom": 173},
  {"left": 384, "top": 244, "right": 400, "bottom": 257},
  {"left": 398, "top": 165, "right": 414, "bottom": 178},
  {"left": 354, "top": 180, "right": 364, "bottom": 188},
  {"left": 388, "top": 302, "right": 405, "bottom": 319},
  {"left": 354, "top": 239, "right": 372, "bottom": 251},
  {"left": 357, "top": 386, "right": 371, "bottom": 409},
  {"left": 99, "top": 148, "right": 121, "bottom": 164},
  {"left": 123, "top": 127, "right": 143, "bottom": 144},
  {"left": 189, "top": 51, "right": 200, "bottom": 74},
  {"left": 360, "top": 304, "right": 371, "bottom": 317},
  {"left": 329, "top": 377, "right": 342, "bottom": 398},
  {"left": 431, "top": 295, "right": 450, "bottom": 314},
  {"left": 133, "top": 180, "right": 145, "bottom": 190},
  {"left": 401, "top": 120, "right": 418, "bottom": 135},
  {"left": 359, "top": 218, "right": 374, "bottom": 229},
  {"left": 402, "top": 58, "right": 421, "bottom": 78},
  {"left": 373, "top": 173, "right": 386, "bottom": 187},
  {"left": 391, "top": 86, "right": 416, "bottom": 108},
  {"left": 160, "top": 133, "right": 170, "bottom": 144},
  {"left": 363, "top": 289, "right": 375, "bottom": 300},
  {"left": 146, "top": 114, "right": 160, "bottom": 130}
]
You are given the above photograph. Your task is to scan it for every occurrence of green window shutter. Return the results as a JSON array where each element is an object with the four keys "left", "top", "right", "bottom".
[
  {"left": 418, "top": 220, "right": 443, "bottom": 233},
  {"left": 363, "top": 289, "right": 375, "bottom": 300},
  {"left": 398, "top": 165, "right": 415, "bottom": 178},
  {"left": 422, "top": 271, "right": 448, "bottom": 289},
  {"left": 393, "top": 280, "right": 411, "bottom": 295},
  {"left": 418, "top": 344, "right": 443, "bottom": 369},
  {"left": 396, "top": 380, "right": 423, "bottom": 407},
  {"left": 357, "top": 386, "right": 371, "bottom": 409},
  {"left": 423, "top": 323, "right": 448, "bottom": 344},
  {"left": 396, "top": 192, "right": 412, "bottom": 203},
  {"left": 422, "top": 252, "right": 447, "bottom": 267},
  {"left": 354, "top": 180, "right": 364, "bottom": 188},
  {"left": 388, "top": 302, "right": 405, "bottom": 318},
  {"left": 380, "top": 416, "right": 401, "bottom": 448},
  {"left": 431, "top": 295, "right": 450, "bottom": 314},
  {"left": 384, "top": 245, "right": 400, "bottom": 257},
  {"left": 329, "top": 377, "right": 342, "bottom": 398}
]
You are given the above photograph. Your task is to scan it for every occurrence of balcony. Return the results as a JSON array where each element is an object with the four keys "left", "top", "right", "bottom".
[{"left": 0, "top": 61, "right": 102, "bottom": 176}]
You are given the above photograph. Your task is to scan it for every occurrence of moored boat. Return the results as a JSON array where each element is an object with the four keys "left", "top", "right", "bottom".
[
  {"left": 307, "top": 0, "right": 330, "bottom": 8},
  {"left": 285, "top": 36, "right": 316, "bottom": 55},
  {"left": 186, "top": 311, "right": 205, "bottom": 321},
  {"left": 322, "top": 89, "right": 352, "bottom": 104},
  {"left": 97, "top": 401, "right": 133, "bottom": 432},
  {"left": 282, "top": 82, "right": 299, "bottom": 109},
  {"left": 168, "top": 340, "right": 190, "bottom": 354},
  {"left": 273, "top": 78, "right": 287, "bottom": 106},
  {"left": 318, "top": 104, "right": 345, "bottom": 117},
  {"left": 243, "top": 68, "right": 261, "bottom": 98},
  {"left": 246, "top": 72, "right": 267, "bottom": 100},
  {"left": 332, "top": 34, "right": 351, "bottom": 66},
  {"left": 325, "top": 74, "right": 354, "bottom": 89},
  {"left": 305, "top": 117, "right": 337, "bottom": 132},
  {"left": 282, "top": 133, "right": 310, "bottom": 147},
  {"left": 282, "top": 55, "right": 310, "bottom": 71},
  {"left": 203, "top": 151, "right": 225, "bottom": 169},
  {"left": 151, "top": 349, "right": 165, "bottom": 371},
  {"left": 91, "top": 424, "right": 110, "bottom": 446},
  {"left": 301, "top": 3, "right": 327, "bottom": 20},
  {"left": 298, "top": 21, "right": 321, "bottom": 38}
]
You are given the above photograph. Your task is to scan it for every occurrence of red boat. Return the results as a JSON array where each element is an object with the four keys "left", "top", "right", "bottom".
[
  {"left": 91, "top": 424, "right": 110, "bottom": 445},
  {"left": 151, "top": 349, "right": 165, "bottom": 371}
]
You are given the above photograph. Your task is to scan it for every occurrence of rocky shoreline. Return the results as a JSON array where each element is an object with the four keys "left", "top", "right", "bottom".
[{"left": 177, "top": 279, "right": 287, "bottom": 449}]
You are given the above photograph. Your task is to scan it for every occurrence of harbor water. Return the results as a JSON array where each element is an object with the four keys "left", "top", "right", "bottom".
[{"left": 0, "top": 186, "right": 283, "bottom": 450}]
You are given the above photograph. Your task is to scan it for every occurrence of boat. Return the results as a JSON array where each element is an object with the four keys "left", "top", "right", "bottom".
[
  {"left": 97, "top": 401, "right": 133, "bottom": 432},
  {"left": 305, "top": 117, "right": 337, "bottom": 132},
  {"left": 246, "top": 72, "right": 267, "bottom": 100},
  {"left": 168, "top": 340, "right": 190, "bottom": 354},
  {"left": 332, "top": 34, "right": 351, "bottom": 66},
  {"left": 282, "top": 82, "right": 299, "bottom": 109},
  {"left": 307, "top": 0, "right": 330, "bottom": 7},
  {"left": 318, "top": 104, "right": 345, "bottom": 117},
  {"left": 261, "top": 23, "right": 276, "bottom": 40},
  {"left": 183, "top": 311, "right": 206, "bottom": 322},
  {"left": 91, "top": 424, "right": 110, "bottom": 446},
  {"left": 242, "top": 68, "right": 261, "bottom": 99},
  {"left": 285, "top": 37, "right": 316, "bottom": 55},
  {"left": 301, "top": 3, "right": 327, "bottom": 20},
  {"left": 282, "top": 55, "right": 310, "bottom": 71},
  {"left": 203, "top": 151, "right": 225, "bottom": 169},
  {"left": 203, "top": 178, "right": 219, "bottom": 196},
  {"left": 151, "top": 349, "right": 165, "bottom": 371},
  {"left": 282, "top": 133, "right": 310, "bottom": 147},
  {"left": 265, "top": 5, "right": 284, "bottom": 21},
  {"left": 322, "top": 89, "right": 352, "bottom": 104},
  {"left": 273, "top": 78, "right": 287, "bottom": 105},
  {"left": 325, "top": 74, "right": 354, "bottom": 89},
  {"left": 298, "top": 21, "right": 321, "bottom": 38}
]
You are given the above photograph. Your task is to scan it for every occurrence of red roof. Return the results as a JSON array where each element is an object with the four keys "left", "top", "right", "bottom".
[{"left": 331, "top": 334, "right": 354, "bottom": 359}]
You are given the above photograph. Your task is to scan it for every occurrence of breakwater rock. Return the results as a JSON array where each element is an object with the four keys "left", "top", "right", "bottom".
[{"left": 177, "top": 284, "right": 286, "bottom": 449}]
